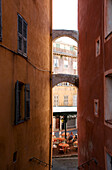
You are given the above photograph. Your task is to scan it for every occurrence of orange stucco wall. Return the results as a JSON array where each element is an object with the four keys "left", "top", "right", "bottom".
[{"left": 0, "top": 0, "right": 52, "bottom": 169}]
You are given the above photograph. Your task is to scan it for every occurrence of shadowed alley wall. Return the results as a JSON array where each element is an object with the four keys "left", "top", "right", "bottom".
[
  {"left": 78, "top": 0, "right": 112, "bottom": 169},
  {"left": 0, "top": 0, "right": 52, "bottom": 169}
]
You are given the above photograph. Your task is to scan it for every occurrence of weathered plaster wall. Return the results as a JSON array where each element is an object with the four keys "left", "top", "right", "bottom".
[
  {"left": 0, "top": 0, "right": 52, "bottom": 169},
  {"left": 78, "top": 0, "right": 106, "bottom": 169}
]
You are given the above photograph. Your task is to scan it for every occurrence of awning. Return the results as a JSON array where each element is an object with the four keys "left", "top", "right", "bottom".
[{"left": 53, "top": 106, "right": 77, "bottom": 116}]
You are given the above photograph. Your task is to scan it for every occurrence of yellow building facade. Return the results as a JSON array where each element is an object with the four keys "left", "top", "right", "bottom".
[
  {"left": 53, "top": 41, "right": 78, "bottom": 107},
  {"left": 53, "top": 85, "right": 77, "bottom": 107}
]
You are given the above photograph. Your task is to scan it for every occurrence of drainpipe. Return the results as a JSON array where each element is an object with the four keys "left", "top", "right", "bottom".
[{"left": 49, "top": 0, "right": 53, "bottom": 169}]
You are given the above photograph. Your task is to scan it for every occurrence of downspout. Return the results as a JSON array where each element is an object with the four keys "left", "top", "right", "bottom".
[{"left": 49, "top": 0, "right": 53, "bottom": 169}]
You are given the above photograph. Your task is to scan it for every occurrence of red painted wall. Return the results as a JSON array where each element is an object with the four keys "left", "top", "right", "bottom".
[{"left": 77, "top": 0, "right": 111, "bottom": 169}]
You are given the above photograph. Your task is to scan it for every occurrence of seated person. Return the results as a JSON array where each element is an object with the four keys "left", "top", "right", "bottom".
[{"left": 67, "top": 132, "right": 74, "bottom": 144}]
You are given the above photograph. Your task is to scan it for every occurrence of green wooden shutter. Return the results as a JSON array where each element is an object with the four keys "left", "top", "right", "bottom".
[
  {"left": 15, "top": 81, "right": 20, "bottom": 124},
  {"left": 0, "top": 0, "right": 2, "bottom": 41},
  {"left": 25, "top": 84, "right": 30, "bottom": 119}
]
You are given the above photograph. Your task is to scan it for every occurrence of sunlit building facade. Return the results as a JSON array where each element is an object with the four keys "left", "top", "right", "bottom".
[{"left": 53, "top": 41, "right": 78, "bottom": 131}]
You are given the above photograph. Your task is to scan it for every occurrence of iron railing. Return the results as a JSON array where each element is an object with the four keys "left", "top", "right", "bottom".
[
  {"left": 29, "top": 157, "right": 53, "bottom": 168},
  {"left": 78, "top": 158, "right": 98, "bottom": 169}
]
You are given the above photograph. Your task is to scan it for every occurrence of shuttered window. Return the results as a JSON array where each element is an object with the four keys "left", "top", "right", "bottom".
[
  {"left": 18, "top": 14, "right": 27, "bottom": 57},
  {"left": 64, "top": 96, "right": 68, "bottom": 106},
  {"left": 53, "top": 95, "right": 59, "bottom": 106},
  {"left": 25, "top": 84, "right": 30, "bottom": 119},
  {"left": 73, "top": 95, "right": 77, "bottom": 106},
  {"left": 0, "top": 0, "right": 2, "bottom": 41},
  {"left": 15, "top": 81, "right": 30, "bottom": 125},
  {"left": 15, "top": 81, "right": 20, "bottom": 124}
]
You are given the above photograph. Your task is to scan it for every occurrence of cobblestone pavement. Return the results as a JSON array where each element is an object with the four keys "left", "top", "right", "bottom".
[{"left": 52, "top": 157, "right": 78, "bottom": 170}]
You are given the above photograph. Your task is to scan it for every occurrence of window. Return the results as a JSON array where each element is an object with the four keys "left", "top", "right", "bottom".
[
  {"left": 0, "top": 0, "right": 2, "bottom": 41},
  {"left": 106, "top": 152, "right": 112, "bottom": 170},
  {"left": 54, "top": 59, "right": 59, "bottom": 67},
  {"left": 70, "top": 46, "right": 74, "bottom": 51},
  {"left": 62, "top": 82, "right": 69, "bottom": 86},
  {"left": 57, "top": 83, "right": 62, "bottom": 86},
  {"left": 73, "top": 62, "right": 77, "bottom": 69},
  {"left": 64, "top": 45, "right": 69, "bottom": 50},
  {"left": 13, "top": 151, "right": 17, "bottom": 163},
  {"left": 105, "top": 0, "right": 112, "bottom": 38},
  {"left": 56, "top": 43, "right": 60, "bottom": 48},
  {"left": 53, "top": 43, "right": 56, "bottom": 47},
  {"left": 96, "top": 37, "right": 100, "bottom": 56},
  {"left": 64, "top": 96, "right": 68, "bottom": 106},
  {"left": 18, "top": 14, "right": 27, "bottom": 57},
  {"left": 64, "top": 60, "right": 68, "bottom": 68},
  {"left": 94, "top": 99, "right": 99, "bottom": 117},
  {"left": 104, "top": 71, "right": 112, "bottom": 126},
  {"left": 15, "top": 81, "right": 30, "bottom": 125},
  {"left": 60, "top": 44, "right": 64, "bottom": 49},
  {"left": 73, "top": 95, "right": 77, "bottom": 106},
  {"left": 53, "top": 95, "right": 59, "bottom": 106}
]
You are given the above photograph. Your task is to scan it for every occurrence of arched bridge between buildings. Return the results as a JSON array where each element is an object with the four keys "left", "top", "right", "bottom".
[
  {"left": 52, "top": 74, "right": 79, "bottom": 88},
  {"left": 52, "top": 29, "right": 79, "bottom": 42}
]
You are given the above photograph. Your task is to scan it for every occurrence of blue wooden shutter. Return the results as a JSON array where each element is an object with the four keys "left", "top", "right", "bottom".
[
  {"left": 0, "top": 0, "right": 2, "bottom": 41},
  {"left": 25, "top": 84, "right": 30, "bottom": 119},
  {"left": 15, "top": 81, "right": 20, "bottom": 124}
]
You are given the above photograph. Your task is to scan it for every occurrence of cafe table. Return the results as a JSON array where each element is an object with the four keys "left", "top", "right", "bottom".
[{"left": 58, "top": 143, "right": 69, "bottom": 153}]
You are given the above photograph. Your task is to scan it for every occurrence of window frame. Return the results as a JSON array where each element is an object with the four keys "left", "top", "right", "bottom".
[
  {"left": 15, "top": 81, "right": 30, "bottom": 125},
  {"left": 64, "top": 95, "right": 68, "bottom": 106},
  {"left": 56, "top": 43, "right": 60, "bottom": 48},
  {"left": 104, "top": 69, "right": 112, "bottom": 128},
  {"left": 73, "top": 95, "right": 77, "bottom": 106},
  {"left": 94, "top": 99, "right": 99, "bottom": 117},
  {"left": 64, "top": 60, "right": 68, "bottom": 68},
  {"left": 53, "top": 95, "right": 59, "bottom": 107},
  {"left": 95, "top": 36, "right": 100, "bottom": 57},
  {"left": 105, "top": 147, "right": 112, "bottom": 170},
  {"left": 104, "top": 0, "right": 112, "bottom": 40},
  {"left": 17, "top": 14, "right": 27, "bottom": 57},
  {"left": 73, "top": 61, "right": 77, "bottom": 70},
  {"left": 70, "top": 46, "right": 74, "bottom": 51},
  {"left": 54, "top": 58, "right": 59, "bottom": 68}
]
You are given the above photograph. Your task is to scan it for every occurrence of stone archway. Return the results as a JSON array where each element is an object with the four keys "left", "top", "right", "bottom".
[
  {"left": 52, "top": 74, "right": 79, "bottom": 88},
  {"left": 52, "top": 29, "right": 79, "bottom": 42}
]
